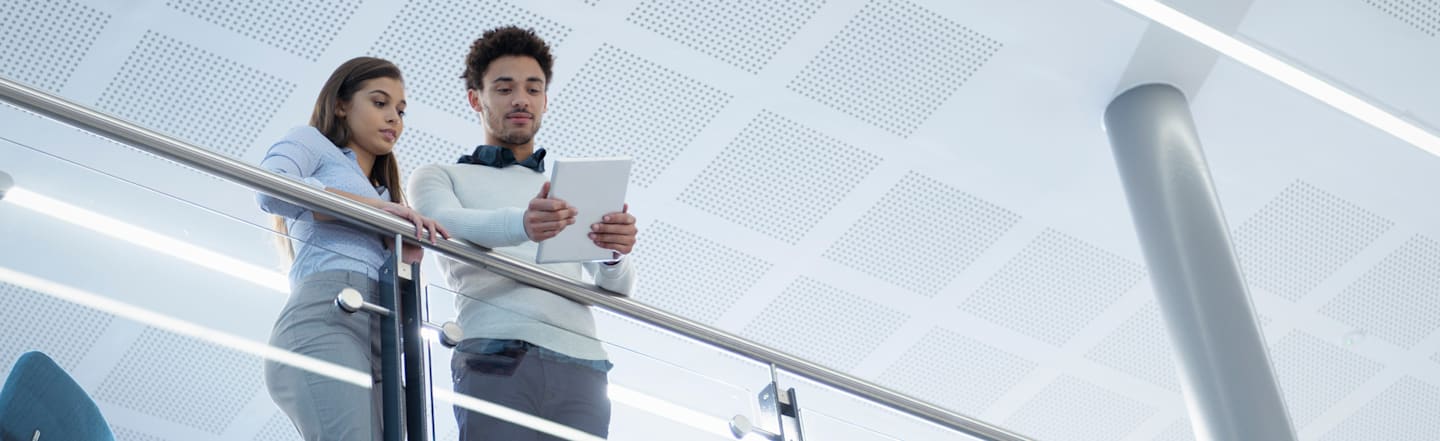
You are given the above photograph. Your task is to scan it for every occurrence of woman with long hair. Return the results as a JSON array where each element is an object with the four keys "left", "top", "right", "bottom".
[{"left": 256, "top": 56, "right": 447, "bottom": 440}]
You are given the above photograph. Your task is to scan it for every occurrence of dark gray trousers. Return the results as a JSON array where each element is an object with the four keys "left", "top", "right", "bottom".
[{"left": 451, "top": 340, "right": 611, "bottom": 440}]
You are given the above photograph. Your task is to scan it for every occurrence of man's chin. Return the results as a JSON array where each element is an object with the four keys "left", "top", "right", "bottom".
[{"left": 501, "top": 133, "right": 536, "bottom": 146}]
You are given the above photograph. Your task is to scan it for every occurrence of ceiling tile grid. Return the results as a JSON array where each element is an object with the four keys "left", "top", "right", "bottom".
[
  {"left": 786, "top": 0, "right": 1002, "bottom": 137},
  {"left": 1003, "top": 375, "right": 1156, "bottom": 441},
  {"left": 677, "top": 109, "right": 880, "bottom": 244},
  {"left": 0, "top": 0, "right": 108, "bottom": 94},
  {"left": 877, "top": 327, "right": 1038, "bottom": 416},
  {"left": 626, "top": 0, "right": 827, "bottom": 73},
  {"left": 630, "top": 221, "right": 774, "bottom": 324},
  {"left": 1232, "top": 180, "right": 1395, "bottom": 303},
  {"left": 740, "top": 276, "right": 909, "bottom": 371},
  {"left": 959, "top": 228, "right": 1147, "bottom": 346},
  {"left": 95, "top": 31, "right": 295, "bottom": 159},
  {"left": 164, "top": 0, "right": 361, "bottom": 61},
  {"left": 92, "top": 327, "right": 265, "bottom": 435},
  {"left": 4, "top": 0, "right": 1440, "bottom": 439},
  {"left": 825, "top": 171, "right": 1022, "bottom": 298},
  {"left": 1320, "top": 234, "right": 1440, "bottom": 350},
  {"left": 546, "top": 44, "right": 734, "bottom": 188}
]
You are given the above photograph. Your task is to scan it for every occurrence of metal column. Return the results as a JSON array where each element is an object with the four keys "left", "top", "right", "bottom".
[{"left": 1103, "top": 83, "right": 1297, "bottom": 441}]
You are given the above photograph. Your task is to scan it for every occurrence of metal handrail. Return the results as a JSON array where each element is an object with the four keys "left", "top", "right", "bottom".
[{"left": 0, "top": 76, "right": 1029, "bottom": 441}]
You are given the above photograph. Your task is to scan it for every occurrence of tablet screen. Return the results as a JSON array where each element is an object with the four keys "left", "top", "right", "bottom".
[{"left": 536, "top": 157, "right": 633, "bottom": 263}]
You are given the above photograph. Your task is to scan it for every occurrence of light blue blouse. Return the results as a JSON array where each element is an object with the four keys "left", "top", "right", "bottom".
[{"left": 256, "top": 126, "right": 391, "bottom": 285}]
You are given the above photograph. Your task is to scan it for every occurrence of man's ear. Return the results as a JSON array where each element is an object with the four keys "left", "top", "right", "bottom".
[{"left": 467, "top": 89, "right": 483, "bottom": 113}]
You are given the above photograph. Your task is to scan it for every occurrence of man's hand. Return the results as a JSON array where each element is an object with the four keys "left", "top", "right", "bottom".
[
  {"left": 525, "top": 182, "right": 576, "bottom": 241},
  {"left": 590, "top": 203, "right": 637, "bottom": 256}
]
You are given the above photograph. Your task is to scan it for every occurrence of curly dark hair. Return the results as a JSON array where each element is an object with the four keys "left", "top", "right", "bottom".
[{"left": 462, "top": 26, "right": 554, "bottom": 91}]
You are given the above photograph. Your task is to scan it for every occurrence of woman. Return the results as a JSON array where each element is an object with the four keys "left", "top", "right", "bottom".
[{"left": 256, "top": 56, "right": 447, "bottom": 440}]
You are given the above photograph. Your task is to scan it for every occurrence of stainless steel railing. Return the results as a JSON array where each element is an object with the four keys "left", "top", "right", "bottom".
[{"left": 0, "top": 75, "right": 1029, "bottom": 441}]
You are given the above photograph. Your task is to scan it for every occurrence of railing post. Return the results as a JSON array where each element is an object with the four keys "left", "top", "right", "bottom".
[
  {"left": 401, "top": 261, "right": 433, "bottom": 441},
  {"left": 378, "top": 234, "right": 406, "bottom": 441},
  {"left": 1104, "top": 83, "right": 1297, "bottom": 441}
]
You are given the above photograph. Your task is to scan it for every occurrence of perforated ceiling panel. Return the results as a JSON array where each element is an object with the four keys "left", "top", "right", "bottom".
[
  {"left": 10, "top": 0, "right": 1440, "bottom": 439},
  {"left": 1154, "top": 420, "right": 1195, "bottom": 441},
  {"left": 627, "top": 0, "right": 826, "bottom": 73},
  {"left": 1232, "top": 181, "right": 1393, "bottom": 302},
  {"left": 0, "top": 282, "right": 114, "bottom": 376},
  {"left": 393, "top": 128, "right": 465, "bottom": 177},
  {"left": 1085, "top": 302, "right": 1181, "bottom": 391},
  {"left": 877, "top": 327, "right": 1037, "bottom": 415},
  {"left": 678, "top": 110, "right": 880, "bottom": 244},
  {"left": 1269, "top": 331, "right": 1386, "bottom": 426},
  {"left": 546, "top": 45, "right": 732, "bottom": 187},
  {"left": 631, "top": 221, "right": 773, "bottom": 324},
  {"left": 112, "top": 426, "right": 169, "bottom": 441},
  {"left": 0, "top": 0, "right": 108, "bottom": 93},
  {"left": 368, "top": 0, "right": 571, "bottom": 122},
  {"left": 1321, "top": 234, "right": 1440, "bottom": 349},
  {"left": 1365, "top": 0, "right": 1440, "bottom": 37},
  {"left": 1320, "top": 377, "right": 1440, "bottom": 441},
  {"left": 741, "top": 277, "right": 908, "bottom": 371},
  {"left": 93, "top": 327, "right": 263, "bottom": 435},
  {"left": 1004, "top": 375, "right": 1156, "bottom": 441},
  {"left": 961, "top": 228, "right": 1146, "bottom": 346},
  {"left": 96, "top": 31, "right": 295, "bottom": 159},
  {"left": 165, "top": 0, "right": 359, "bottom": 61},
  {"left": 787, "top": 0, "right": 1001, "bottom": 137},
  {"left": 824, "top": 172, "right": 1019, "bottom": 297},
  {"left": 252, "top": 412, "right": 301, "bottom": 441}
]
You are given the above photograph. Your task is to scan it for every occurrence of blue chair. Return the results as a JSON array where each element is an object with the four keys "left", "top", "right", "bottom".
[{"left": 0, "top": 351, "right": 114, "bottom": 441}]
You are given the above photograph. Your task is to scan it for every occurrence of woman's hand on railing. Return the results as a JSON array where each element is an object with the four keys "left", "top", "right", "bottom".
[{"left": 374, "top": 201, "right": 450, "bottom": 244}]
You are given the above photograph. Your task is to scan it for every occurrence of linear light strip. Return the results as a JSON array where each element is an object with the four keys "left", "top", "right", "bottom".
[
  {"left": 0, "top": 265, "right": 736, "bottom": 439},
  {"left": 0, "top": 265, "right": 367, "bottom": 386},
  {"left": 1112, "top": 0, "right": 1440, "bottom": 155},
  {"left": 608, "top": 384, "right": 737, "bottom": 439},
  {"left": 6, "top": 187, "right": 290, "bottom": 293},
  {"left": 0, "top": 266, "right": 607, "bottom": 440}
]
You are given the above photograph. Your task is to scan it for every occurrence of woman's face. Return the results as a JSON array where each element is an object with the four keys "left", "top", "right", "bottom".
[{"left": 338, "top": 77, "right": 406, "bottom": 156}]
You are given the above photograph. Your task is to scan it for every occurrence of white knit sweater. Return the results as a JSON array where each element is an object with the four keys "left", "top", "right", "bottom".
[{"left": 408, "top": 160, "right": 636, "bottom": 360}]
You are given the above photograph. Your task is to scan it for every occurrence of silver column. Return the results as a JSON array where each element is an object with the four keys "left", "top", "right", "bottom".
[{"left": 1104, "top": 84, "right": 1296, "bottom": 441}]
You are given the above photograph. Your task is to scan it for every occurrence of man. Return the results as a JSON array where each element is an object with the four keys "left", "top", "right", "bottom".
[{"left": 408, "top": 26, "right": 638, "bottom": 440}]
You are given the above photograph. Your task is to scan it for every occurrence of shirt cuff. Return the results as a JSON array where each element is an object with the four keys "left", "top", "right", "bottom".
[{"left": 505, "top": 206, "right": 529, "bottom": 243}]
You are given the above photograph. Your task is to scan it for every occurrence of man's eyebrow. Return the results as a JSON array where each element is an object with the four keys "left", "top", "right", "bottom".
[{"left": 491, "top": 76, "right": 515, "bottom": 83}]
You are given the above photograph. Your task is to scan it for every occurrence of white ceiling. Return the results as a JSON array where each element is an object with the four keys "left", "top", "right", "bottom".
[{"left": 2, "top": 0, "right": 1440, "bottom": 440}]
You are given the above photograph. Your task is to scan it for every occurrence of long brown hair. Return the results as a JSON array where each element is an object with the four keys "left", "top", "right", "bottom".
[{"left": 274, "top": 57, "right": 407, "bottom": 263}]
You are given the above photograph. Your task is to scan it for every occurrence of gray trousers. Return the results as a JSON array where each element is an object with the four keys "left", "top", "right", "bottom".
[
  {"left": 265, "top": 270, "right": 385, "bottom": 441},
  {"left": 452, "top": 340, "right": 612, "bottom": 440}
]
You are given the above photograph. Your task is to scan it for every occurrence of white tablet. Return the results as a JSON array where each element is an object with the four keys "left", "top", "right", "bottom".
[{"left": 536, "top": 157, "right": 633, "bottom": 263}]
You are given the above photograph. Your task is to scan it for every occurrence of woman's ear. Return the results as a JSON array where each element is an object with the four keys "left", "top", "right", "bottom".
[{"left": 335, "top": 100, "right": 349, "bottom": 118}]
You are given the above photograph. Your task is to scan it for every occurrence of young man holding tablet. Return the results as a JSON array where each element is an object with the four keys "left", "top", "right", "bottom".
[{"left": 408, "top": 26, "right": 638, "bottom": 440}]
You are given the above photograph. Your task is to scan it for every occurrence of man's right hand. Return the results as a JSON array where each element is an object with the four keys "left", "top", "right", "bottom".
[{"left": 525, "top": 182, "right": 576, "bottom": 242}]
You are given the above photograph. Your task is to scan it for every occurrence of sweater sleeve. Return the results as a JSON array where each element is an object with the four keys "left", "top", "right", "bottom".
[
  {"left": 409, "top": 164, "right": 531, "bottom": 248},
  {"left": 585, "top": 258, "right": 636, "bottom": 296},
  {"left": 255, "top": 140, "right": 327, "bottom": 220}
]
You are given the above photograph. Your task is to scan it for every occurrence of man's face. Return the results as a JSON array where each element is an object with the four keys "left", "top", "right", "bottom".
[{"left": 468, "top": 55, "right": 548, "bottom": 148}]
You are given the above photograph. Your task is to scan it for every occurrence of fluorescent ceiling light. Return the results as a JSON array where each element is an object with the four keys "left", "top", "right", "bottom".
[
  {"left": 608, "top": 384, "right": 740, "bottom": 439},
  {"left": 6, "top": 186, "right": 290, "bottom": 293},
  {"left": 0, "top": 266, "right": 617, "bottom": 441},
  {"left": 0, "top": 265, "right": 366, "bottom": 386},
  {"left": 2, "top": 188, "right": 748, "bottom": 440},
  {"left": 1111, "top": 0, "right": 1440, "bottom": 156}
]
